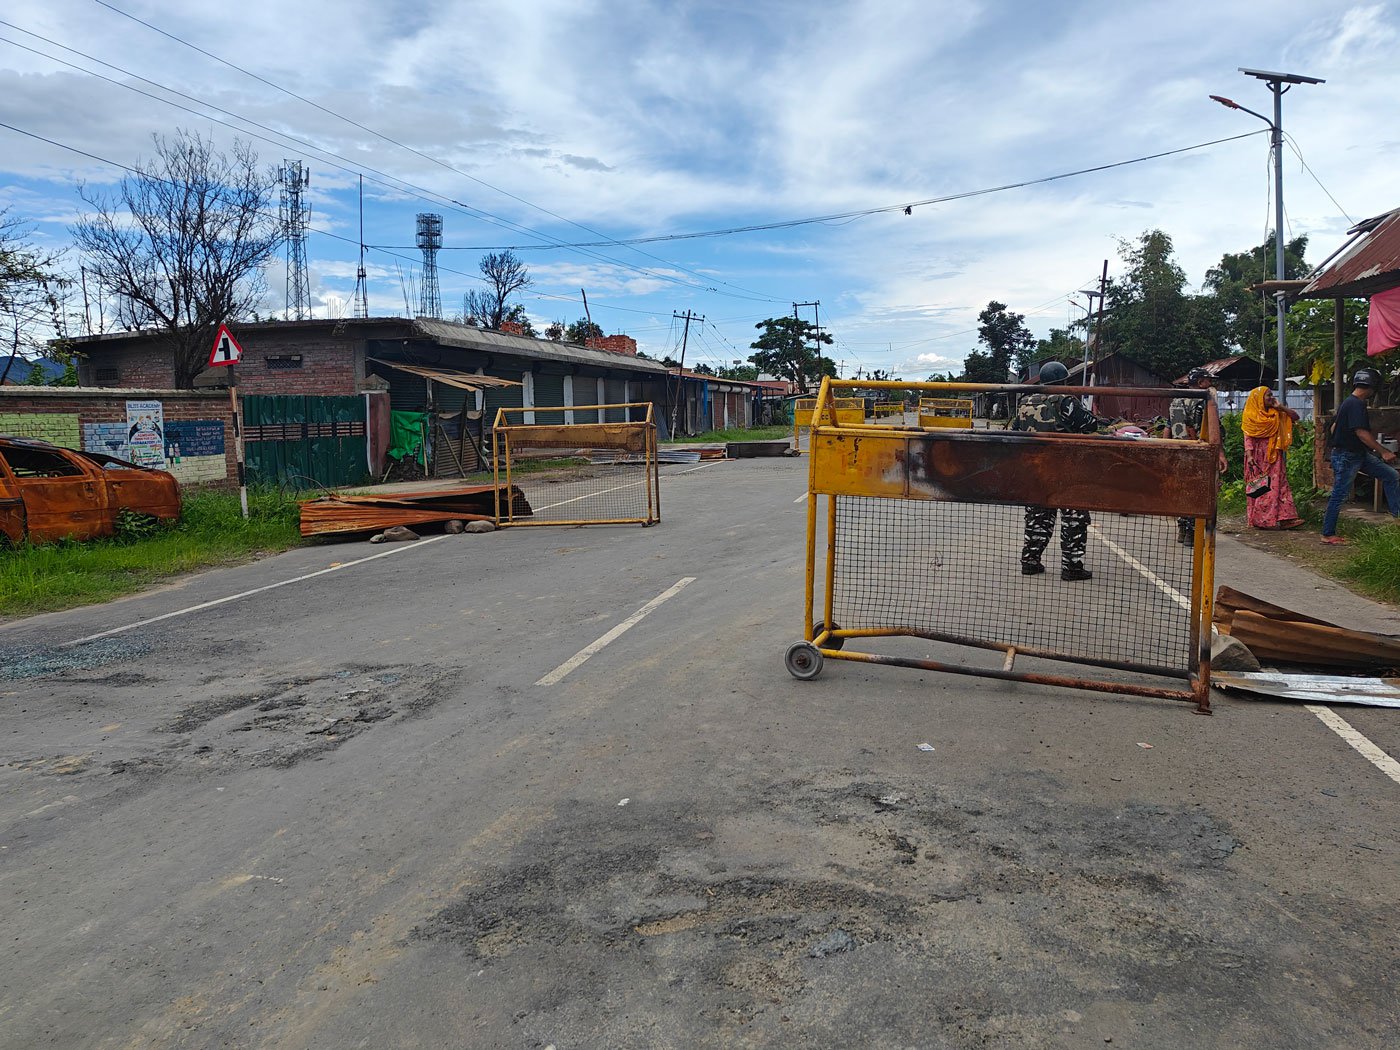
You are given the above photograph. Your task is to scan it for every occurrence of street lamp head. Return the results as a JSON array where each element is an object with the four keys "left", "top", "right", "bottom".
[{"left": 1209, "top": 94, "right": 1240, "bottom": 109}]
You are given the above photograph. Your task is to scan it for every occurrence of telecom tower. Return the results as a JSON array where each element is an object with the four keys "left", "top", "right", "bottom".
[
  {"left": 415, "top": 213, "right": 442, "bottom": 319},
  {"left": 278, "top": 161, "right": 312, "bottom": 320},
  {"left": 352, "top": 175, "right": 369, "bottom": 318}
]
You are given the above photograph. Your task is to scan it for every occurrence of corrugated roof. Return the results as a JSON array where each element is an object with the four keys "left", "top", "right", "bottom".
[
  {"left": 412, "top": 318, "right": 670, "bottom": 375},
  {"left": 1301, "top": 207, "right": 1400, "bottom": 299},
  {"left": 367, "top": 359, "right": 521, "bottom": 390}
]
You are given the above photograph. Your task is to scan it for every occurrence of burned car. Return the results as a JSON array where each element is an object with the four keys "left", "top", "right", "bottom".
[{"left": 0, "top": 436, "right": 181, "bottom": 545}]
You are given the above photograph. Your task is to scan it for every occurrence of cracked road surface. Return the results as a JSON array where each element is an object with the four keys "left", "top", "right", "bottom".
[{"left": 2, "top": 458, "right": 1398, "bottom": 1048}]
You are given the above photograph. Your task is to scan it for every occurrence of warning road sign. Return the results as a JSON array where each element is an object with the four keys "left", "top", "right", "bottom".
[{"left": 208, "top": 324, "right": 244, "bottom": 367}]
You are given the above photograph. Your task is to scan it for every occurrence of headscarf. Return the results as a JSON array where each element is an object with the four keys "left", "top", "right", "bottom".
[{"left": 1241, "top": 385, "right": 1293, "bottom": 464}]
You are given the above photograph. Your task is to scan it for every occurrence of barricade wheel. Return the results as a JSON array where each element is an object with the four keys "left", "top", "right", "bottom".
[
  {"left": 812, "top": 620, "right": 845, "bottom": 651},
  {"left": 785, "top": 641, "right": 824, "bottom": 680}
]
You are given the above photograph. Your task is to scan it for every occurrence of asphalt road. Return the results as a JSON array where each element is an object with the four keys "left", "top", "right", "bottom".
[{"left": 2, "top": 457, "right": 1398, "bottom": 1049}]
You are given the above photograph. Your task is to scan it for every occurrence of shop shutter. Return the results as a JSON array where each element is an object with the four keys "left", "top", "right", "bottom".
[{"left": 532, "top": 372, "right": 566, "bottom": 425}]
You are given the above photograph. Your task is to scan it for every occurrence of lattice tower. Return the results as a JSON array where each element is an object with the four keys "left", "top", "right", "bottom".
[
  {"left": 278, "top": 161, "right": 312, "bottom": 319},
  {"left": 415, "top": 212, "right": 443, "bottom": 319}
]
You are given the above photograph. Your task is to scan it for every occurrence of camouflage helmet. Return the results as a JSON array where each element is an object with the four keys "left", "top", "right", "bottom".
[
  {"left": 1185, "top": 367, "right": 1209, "bottom": 385},
  {"left": 1038, "top": 361, "right": 1069, "bottom": 385}
]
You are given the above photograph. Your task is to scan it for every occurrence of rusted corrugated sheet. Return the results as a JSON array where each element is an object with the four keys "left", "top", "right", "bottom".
[
  {"left": 1214, "top": 586, "right": 1400, "bottom": 670},
  {"left": 1301, "top": 207, "right": 1400, "bottom": 299},
  {"left": 299, "top": 484, "right": 530, "bottom": 537}
]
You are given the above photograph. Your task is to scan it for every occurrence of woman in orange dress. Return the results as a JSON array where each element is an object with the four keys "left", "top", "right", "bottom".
[{"left": 1241, "top": 386, "right": 1304, "bottom": 529}]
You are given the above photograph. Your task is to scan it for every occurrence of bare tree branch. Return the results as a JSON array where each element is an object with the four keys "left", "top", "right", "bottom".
[{"left": 71, "top": 130, "right": 282, "bottom": 388}]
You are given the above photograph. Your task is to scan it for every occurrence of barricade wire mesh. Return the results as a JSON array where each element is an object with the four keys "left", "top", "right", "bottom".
[
  {"left": 505, "top": 448, "right": 654, "bottom": 524},
  {"left": 827, "top": 497, "right": 1197, "bottom": 675},
  {"left": 494, "top": 406, "right": 658, "bottom": 526}
]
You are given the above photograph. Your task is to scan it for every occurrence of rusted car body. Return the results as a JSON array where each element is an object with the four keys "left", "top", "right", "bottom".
[{"left": 0, "top": 437, "right": 181, "bottom": 545}]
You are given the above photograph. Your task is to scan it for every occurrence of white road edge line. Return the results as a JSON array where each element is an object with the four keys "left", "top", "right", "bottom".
[
  {"left": 794, "top": 492, "right": 808, "bottom": 503},
  {"left": 1305, "top": 704, "right": 1400, "bottom": 786},
  {"left": 536, "top": 577, "right": 695, "bottom": 686},
  {"left": 61, "top": 535, "right": 452, "bottom": 647},
  {"left": 1088, "top": 525, "right": 1191, "bottom": 611},
  {"left": 530, "top": 462, "right": 717, "bottom": 513}
]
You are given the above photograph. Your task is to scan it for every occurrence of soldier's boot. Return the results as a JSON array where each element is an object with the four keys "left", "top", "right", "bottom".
[
  {"left": 1021, "top": 559, "right": 1045, "bottom": 575},
  {"left": 1061, "top": 564, "right": 1093, "bottom": 582}
]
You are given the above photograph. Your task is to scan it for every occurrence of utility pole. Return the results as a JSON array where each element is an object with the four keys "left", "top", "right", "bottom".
[
  {"left": 1214, "top": 68, "right": 1324, "bottom": 404},
  {"left": 793, "top": 300, "right": 823, "bottom": 387},
  {"left": 670, "top": 310, "right": 702, "bottom": 437}
]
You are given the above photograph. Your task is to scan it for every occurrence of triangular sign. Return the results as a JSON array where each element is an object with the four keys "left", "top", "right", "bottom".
[{"left": 208, "top": 324, "right": 244, "bottom": 367}]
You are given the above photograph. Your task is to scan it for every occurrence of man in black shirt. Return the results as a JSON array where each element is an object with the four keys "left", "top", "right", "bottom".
[{"left": 1322, "top": 367, "right": 1399, "bottom": 544}]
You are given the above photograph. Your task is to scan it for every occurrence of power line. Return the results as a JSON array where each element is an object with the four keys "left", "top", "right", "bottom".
[
  {"left": 1281, "top": 132, "right": 1354, "bottom": 226},
  {"left": 357, "top": 130, "right": 1271, "bottom": 252},
  {"left": 88, "top": 0, "right": 783, "bottom": 305},
  {"left": 3, "top": 26, "right": 782, "bottom": 307}
]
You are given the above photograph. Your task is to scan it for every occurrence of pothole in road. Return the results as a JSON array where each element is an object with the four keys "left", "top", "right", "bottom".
[
  {"left": 412, "top": 771, "right": 1267, "bottom": 1046},
  {"left": 108, "top": 665, "right": 456, "bottom": 776}
]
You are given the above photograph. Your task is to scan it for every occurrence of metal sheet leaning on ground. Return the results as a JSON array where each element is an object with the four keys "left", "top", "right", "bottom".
[{"left": 1, "top": 457, "right": 1397, "bottom": 1048}]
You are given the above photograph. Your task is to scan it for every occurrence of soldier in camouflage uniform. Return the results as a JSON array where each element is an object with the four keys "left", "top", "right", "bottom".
[
  {"left": 1169, "top": 368, "right": 1229, "bottom": 544},
  {"left": 1014, "top": 361, "right": 1094, "bottom": 581}
]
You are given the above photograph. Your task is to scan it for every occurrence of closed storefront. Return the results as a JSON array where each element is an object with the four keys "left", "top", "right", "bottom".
[
  {"left": 532, "top": 372, "right": 566, "bottom": 425},
  {"left": 483, "top": 371, "right": 524, "bottom": 424}
]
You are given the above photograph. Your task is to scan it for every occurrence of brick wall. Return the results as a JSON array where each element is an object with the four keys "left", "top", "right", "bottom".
[
  {"left": 0, "top": 388, "right": 236, "bottom": 487},
  {"left": 586, "top": 334, "right": 638, "bottom": 356},
  {"left": 84, "top": 330, "right": 362, "bottom": 396}
]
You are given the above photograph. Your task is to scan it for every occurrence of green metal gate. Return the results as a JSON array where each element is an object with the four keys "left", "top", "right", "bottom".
[{"left": 243, "top": 395, "right": 370, "bottom": 490}]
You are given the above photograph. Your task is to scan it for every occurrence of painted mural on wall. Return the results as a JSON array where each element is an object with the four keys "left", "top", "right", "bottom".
[
  {"left": 82, "top": 416, "right": 227, "bottom": 485},
  {"left": 0, "top": 412, "right": 80, "bottom": 449},
  {"left": 125, "top": 399, "right": 166, "bottom": 468}
]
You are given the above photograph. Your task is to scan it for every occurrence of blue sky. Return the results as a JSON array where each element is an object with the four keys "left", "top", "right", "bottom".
[{"left": 2, "top": 0, "right": 1397, "bottom": 378}]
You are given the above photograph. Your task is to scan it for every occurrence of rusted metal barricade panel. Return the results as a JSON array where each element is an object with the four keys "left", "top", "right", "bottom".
[
  {"left": 916, "top": 396, "right": 974, "bottom": 429},
  {"left": 492, "top": 403, "right": 660, "bottom": 527},
  {"left": 789, "top": 379, "right": 1218, "bottom": 712}
]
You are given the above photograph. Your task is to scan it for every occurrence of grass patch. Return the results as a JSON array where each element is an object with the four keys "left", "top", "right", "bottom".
[
  {"left": 1337, "top": 522, "right": 1400, "bottom": 604},
  {"left": 0, "top": 487, "right": 304, "bottom": 619},
  {"left": 670, "top": 425, "right": 793, "bottom": 443}
]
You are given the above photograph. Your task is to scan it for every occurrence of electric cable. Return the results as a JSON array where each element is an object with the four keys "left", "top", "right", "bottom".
[{"left": 88, "top": 0, "right": 784, "bottom": 304}]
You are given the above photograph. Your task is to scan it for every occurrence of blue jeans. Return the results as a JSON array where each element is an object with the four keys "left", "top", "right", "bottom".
[{"left": 1323, "top": 449, "right": 1400, "bottom": 535}]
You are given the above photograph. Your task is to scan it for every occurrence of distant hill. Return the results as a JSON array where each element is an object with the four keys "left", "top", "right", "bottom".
[{"left": 0, "top": 357, "right": 66, "bottom": 385}]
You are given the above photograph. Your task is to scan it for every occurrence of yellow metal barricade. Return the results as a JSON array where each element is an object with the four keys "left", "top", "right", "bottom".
[
  {"left": 871, "top": 400, "right": 906, "bottom": 420},
  {"left": 792, "top": 396, "right": 863, "bottom": 453},
  {"left": 788, "top": 379, "right": 1217, "bottom": 713},
  {"left": 917, "top": 397, "right": 974, "bottom": 428},
  {"left": 492, "top": 403, "right": 660, "bottom": 526}
]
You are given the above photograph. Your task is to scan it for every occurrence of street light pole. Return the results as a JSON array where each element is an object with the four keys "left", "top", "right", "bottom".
[{"left": 1211, "top": 67, "right": 1324, "bottom": 405}]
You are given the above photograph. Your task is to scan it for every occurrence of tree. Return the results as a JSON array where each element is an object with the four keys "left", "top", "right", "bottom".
[
  {"left": 1104, "top": 229, "right": 1225, "bottom": 380},
  {"left": 747, "top": 316, "right": 834, "bottom": 392},
  {"left": 71, "top": 131, "right": 282, "bottom": 389},
  {"left": 976, "top": 301, "right": 1036, "bottom": 379},
  {"left": 1032, "top": 327, "right": 1084, "bottom": 368},
  {"left": 717, "top": 362, "right": 758, "bottom": 381},
  {"left": 565, "top": 318, "right": 604, "bottom": 343},
  {"left": 1203, "top": 234, "right": 1308, "bottom": 356},
  {"left": 544, "top": 320, "right": 565, "bottom": 341},
  {"left": 0, "top": 210, "right": 67, "bottom": 385},
  {"left": 958, "top": 348, "right": 1004, "bottom": 384},
  {"left": 1287, "top": 297, "right": 1370, "bottom": 385},
  {"left": 462, "top": 250, "right": 532, "bottom": 330}
]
